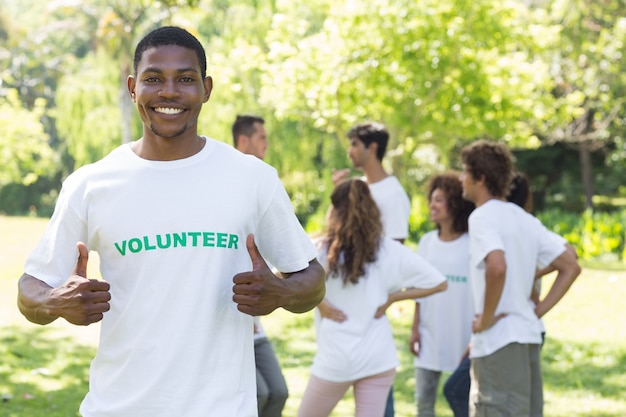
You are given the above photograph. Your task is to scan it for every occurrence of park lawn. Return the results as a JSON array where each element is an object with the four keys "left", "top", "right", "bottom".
[{"left": 1, "top": 215, "right": 625, "bottom": 417}]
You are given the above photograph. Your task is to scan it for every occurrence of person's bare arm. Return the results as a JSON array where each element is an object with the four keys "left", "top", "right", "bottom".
[
  {"left": 374, "top": 281, "right": 447, "bottom": 318},
  {"left": 232, "top": 234, "right": 326, "bottom": 315},
  {"left": 534, "top": 248, "right": 581, "bottom": 318},
  {"left": 317, "top": 299, "right": 347, "bottom": 323},
  {"left": 410, "top": 302, "right": 421, "bottom": 356},
  {"left": 535, "top": 243, "right": 578, "bottom": 279},
  {"left": 473, "top": 250, "right": 507, "bottom": 333},
  {"left": 17, "top": 242, "right": 111, "bottom": 326}
]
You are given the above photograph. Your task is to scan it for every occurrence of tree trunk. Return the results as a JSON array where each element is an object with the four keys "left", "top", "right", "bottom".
[{"left": 579, "top": 144, "right": 594, "bottom": 210}]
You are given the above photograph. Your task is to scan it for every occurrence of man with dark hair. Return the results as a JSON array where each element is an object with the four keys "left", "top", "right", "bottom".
[
  {"left": 459, "top": 140, "right": 580, "bottom": 417},
  {"left": 332, "top": 121, "right": 411, "bottom": 416},
  {"left": 334, "top": 121, "right": 410, "bottom": 243},
  {"left": 233, "top": 114, "right": 268, "bottom": 160},
  {"left": 17, "top": 26, "right": 325, "bottom": 417},
  {"left": 232, "top": 114, "right": 288, "bottom": 417}
]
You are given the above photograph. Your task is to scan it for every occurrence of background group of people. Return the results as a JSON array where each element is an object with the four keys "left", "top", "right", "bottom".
[
  {"left": 17, "top": 26, "right": 581, "bottom": 417},
  {"left": 236, "top": 113, "right": 581, "bottom": 417}
]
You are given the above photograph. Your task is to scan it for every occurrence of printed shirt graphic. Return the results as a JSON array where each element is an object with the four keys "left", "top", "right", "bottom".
[{"left": 24, "top": 138, "right": 316, "bottom": 417}]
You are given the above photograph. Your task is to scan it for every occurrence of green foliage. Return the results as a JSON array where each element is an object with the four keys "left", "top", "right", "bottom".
[
  {"left": 55, "top": 50, "right": 122, "bottom": 168},
  {"left": 0, "top": 90, "right": 59, "bottom": 187},
  {"left": 408, "top": 194, "right": 432, "bottom": 244},
  {"left": 1, "top": 0, "right": 626, "bottom": 223},
  {"left": 538, "top": 208, "right": 626, "bottom": 262}
]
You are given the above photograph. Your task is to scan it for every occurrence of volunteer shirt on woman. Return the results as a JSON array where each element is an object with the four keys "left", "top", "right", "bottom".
[
  {"left": 414, "top": 231, "right": 473, "bottom": 371},
  {"left": 311, "top": 238, "right": 446, "bottom": 382},
  {"left": 24, "top": 138, "right": 316, "bottom": 417},
  {"left": 468, "top": 200, "right": 565, "bottom": 358}
]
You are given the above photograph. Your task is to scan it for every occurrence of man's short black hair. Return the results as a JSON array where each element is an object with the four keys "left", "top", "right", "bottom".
[
  {"left": 232, "top": 115, "right": 265, "bottom": 147},
  {"left": 347, "top": 122, "right": 389, "bottom": 161},
  {"left": 134, "top": 26, "right": 207, "bottom": 79}
]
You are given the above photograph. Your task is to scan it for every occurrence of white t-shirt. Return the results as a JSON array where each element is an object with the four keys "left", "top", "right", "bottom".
[
  {"left": 24, "top": 138, "right": 317, "bottom": 417},
  {"left": 414, "top": 231, "right": 473, "bottom": 371},
  {"left": 468, "top": 200, "right": 565, "bottom": 358},
  {"left": 311, "top": 238, "right": 446, "bottom": 382},
  {"left": 368, "top": 176, "right": 411, "bottom": 240}
]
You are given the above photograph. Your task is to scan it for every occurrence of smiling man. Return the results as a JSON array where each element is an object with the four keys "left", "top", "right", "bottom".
[{"left": 17, "top": 26, "right": 325, "bottom": 417}]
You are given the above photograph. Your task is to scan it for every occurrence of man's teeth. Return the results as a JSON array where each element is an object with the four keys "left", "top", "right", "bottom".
[{"left": 155, "top": 107, "right": 183, "bottom": 115}]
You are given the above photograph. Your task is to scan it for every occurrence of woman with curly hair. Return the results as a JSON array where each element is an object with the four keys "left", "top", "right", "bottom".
[
  {"left": 410, "top": 172, "right": 475, "bottom": 417},
  {"left": 298, "top": 179, "right": 447, "bottom": 417}
]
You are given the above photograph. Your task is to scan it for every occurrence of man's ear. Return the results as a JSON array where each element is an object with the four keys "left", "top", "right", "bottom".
[
  {"left": 236, "top": 134, "right": 249, "bottom": 152},
  {"left": 367, "top": 141, "right": 378, "bottom": 154},
  {"left": 127, "top": 75, "right": 136, "bottom": 102},
  {"left": 203, "top": 76, "right": 213, "bottom": 103}
]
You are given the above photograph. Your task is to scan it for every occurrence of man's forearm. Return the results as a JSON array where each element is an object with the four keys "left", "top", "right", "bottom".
[
  {"left": 535, "top": 252, "right": 581, "bottom": 318},
  {"left": 483, "top": 250, "right": 506, "bottom": 321},
  {"left": 280, "top": 259, "right": 326, "bottom": 313},
  {"left": 17, "top": 274, "right": 59, "bottom": 325}
]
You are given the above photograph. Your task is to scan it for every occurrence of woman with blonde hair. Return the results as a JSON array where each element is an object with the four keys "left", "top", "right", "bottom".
[{"left": 298, "top": 179, "right": 447, "bottom": 417}]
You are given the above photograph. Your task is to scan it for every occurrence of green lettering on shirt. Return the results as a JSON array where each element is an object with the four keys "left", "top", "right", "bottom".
[{"left": 114, "top": 231, "right": 240, "bottom": 256}]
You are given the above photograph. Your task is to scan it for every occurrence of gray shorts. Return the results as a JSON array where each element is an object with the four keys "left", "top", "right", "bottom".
[{"left": 470, "top": 342, "right": 543, "bottom": 417}]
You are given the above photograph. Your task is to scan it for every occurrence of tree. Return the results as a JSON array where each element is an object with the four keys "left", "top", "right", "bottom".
[
  {"left": 261, "top": 0, "right": 559, "bottom": 201},
  {"left": 55, "top": 50, "right": 122, "bottom": 168},
  {"left": 540, "top": 0, "right": 626, "bottom": 209},
  {"left": 0, "top": 89, "right": 58, "bottom": 187}
]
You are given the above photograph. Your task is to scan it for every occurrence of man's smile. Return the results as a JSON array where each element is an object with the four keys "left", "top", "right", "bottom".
[{"left": 154, "top": 107, "right": 184, "bottom": 115}]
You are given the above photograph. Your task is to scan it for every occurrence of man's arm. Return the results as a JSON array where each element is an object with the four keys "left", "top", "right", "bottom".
[
  {"left": 276, "top": 259, "right": 326, "bottom": 313},
  {"left": 535, "top": 243, "right": 578, "bottom": 279},
  {"left": 17, "top": 242, "right": 111, "bottom": 326},
  {"left": 473, "top": 249, "right": 507, "bottom": 333},
  {"left": 534, "top": 248, "right": 581, "bottom": 318},
  {"left": 232, "top": 234, "right": 326, "bottom": 315}
]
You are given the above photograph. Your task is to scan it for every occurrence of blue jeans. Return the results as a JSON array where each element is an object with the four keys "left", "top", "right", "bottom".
[
  {"left": 383, "top": 385, "right": 394, "bottom": 417},
  {"left": 443, "top": 356, "right": 471, "bottom": 417}
]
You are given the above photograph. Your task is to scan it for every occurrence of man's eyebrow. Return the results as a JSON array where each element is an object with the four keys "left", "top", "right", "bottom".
[{"left": 141, "top": 66, "right": 200, "bottom": 74}]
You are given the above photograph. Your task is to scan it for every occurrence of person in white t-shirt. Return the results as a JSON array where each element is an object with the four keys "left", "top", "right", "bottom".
[
  {"left": 17, "top": 27, "right": 325, "bottom": 417},
  {"left": 333, "top": 121, "right": 411, "bottom": 242},
  {"left": 410, "top": 172, "right": 475, "bottom": 417},
  {"left": 233, "top": 114, "right": 289, "bottom": 417},
  {"left": 298, "top": 179, "right": 447, "bottom": 417},
  {"left": 441, "top": 169, "right": 578, "bottom": 417},
  {"left": 332, "top": 121, "right": 411, "bottom": 417},
  {"left": 459, "top": 140, "right": 581, "bottom": 417}
]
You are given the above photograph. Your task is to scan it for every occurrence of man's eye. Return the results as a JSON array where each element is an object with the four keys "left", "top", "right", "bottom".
[
  {"left": 181, "top": 77, "right": 194, "bottom": 82},
  {"left": 145, "top": 77, "right": 160, "bottom": 83}
]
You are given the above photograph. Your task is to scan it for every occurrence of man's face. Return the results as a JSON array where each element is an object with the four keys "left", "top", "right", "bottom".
[
  {"left": 241, "top": 122, "right": 268, "bottom": 160},
  {"left": 460, "top": 165, "right": 477, "bottom": 203},
  {"left": 347, "top": 136, "right": 370, "bottom": 169},
  {"left": 127, "top": 44, "right": 212, "bottom": 141}
]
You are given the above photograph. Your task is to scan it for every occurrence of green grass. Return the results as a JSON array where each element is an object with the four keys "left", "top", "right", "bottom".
[{"left": 1, "top": 215, "right": 626, "bottom": 416}]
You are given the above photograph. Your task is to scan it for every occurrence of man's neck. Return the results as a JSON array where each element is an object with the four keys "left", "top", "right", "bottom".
[
  {"left": 474, "top": 193, "right": 498, "bottom": 208},
  {"left": 362, "top": 161, "right": 388, "bottom": 184}
]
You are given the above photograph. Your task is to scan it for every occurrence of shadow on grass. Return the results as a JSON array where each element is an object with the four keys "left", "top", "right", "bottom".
[{"left": 0, "top": 325, "right": 95, "bottom": 417}]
